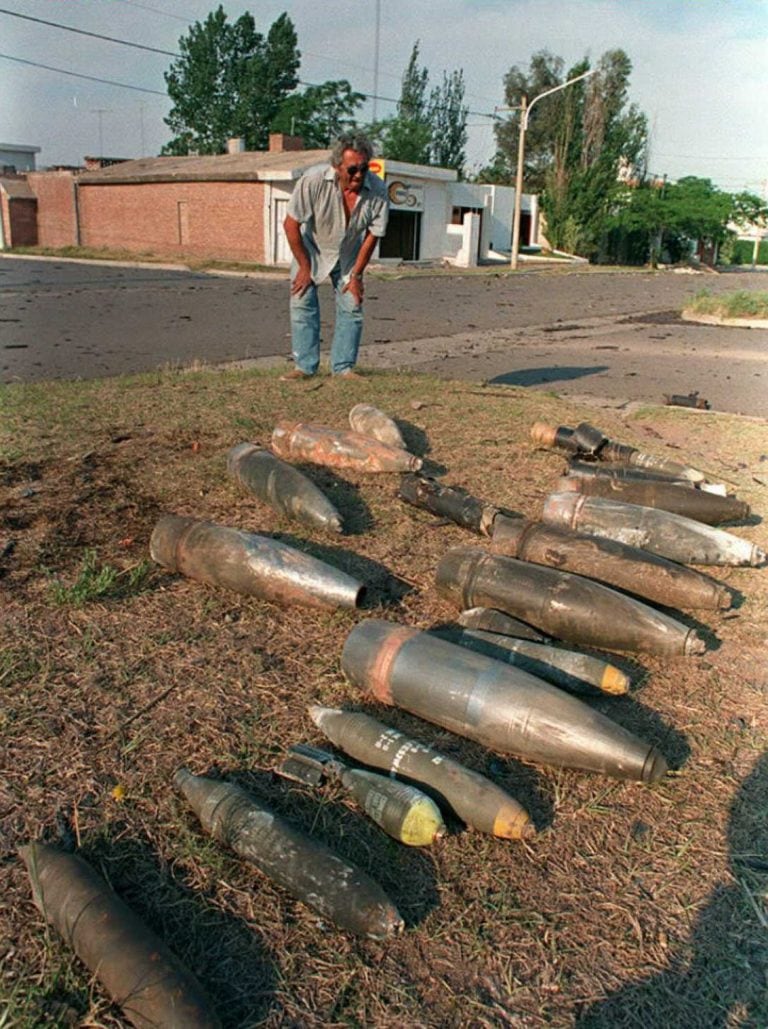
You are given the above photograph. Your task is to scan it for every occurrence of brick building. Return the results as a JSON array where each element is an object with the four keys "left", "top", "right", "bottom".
[{"left": 13, "top": 135, "right": 538, "bottom": 265}]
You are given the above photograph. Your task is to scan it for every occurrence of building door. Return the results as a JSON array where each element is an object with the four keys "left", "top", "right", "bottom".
[
  {"left": 273, "top": 199, "right": 292, "bottom": 264},
  {"left": 379, "top": 210, "right": 421, "bottom": 260}
]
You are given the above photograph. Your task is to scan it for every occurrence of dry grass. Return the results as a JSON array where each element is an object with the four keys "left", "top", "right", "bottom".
[{"left": 1, "top": 366, "right": 767, "bottom": 1028}]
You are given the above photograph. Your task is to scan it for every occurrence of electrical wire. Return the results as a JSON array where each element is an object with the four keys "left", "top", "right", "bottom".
[
  {"left": 0, "top": 51, "right": 166, "bottom": 94},
  {"left": 0, "top": 7, "right": 498, "bottom": 119}
]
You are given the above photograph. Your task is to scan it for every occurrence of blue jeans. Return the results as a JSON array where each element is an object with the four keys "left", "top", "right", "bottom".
[{"left": 289, "top": 264, "right": 364, "bottom": 375}]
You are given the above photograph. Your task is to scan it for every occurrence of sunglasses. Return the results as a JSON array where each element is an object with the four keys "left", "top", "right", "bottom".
[{"left": 345, "top": 163, "right": 369, "bottom": 177}]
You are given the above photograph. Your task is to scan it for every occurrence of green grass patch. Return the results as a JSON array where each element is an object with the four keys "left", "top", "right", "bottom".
[
  {"left": 49, "top": 549, "right": 153, "bottom": 606},
  {"left": 684, "top": 289, "right": 768, "bottom": 320}
]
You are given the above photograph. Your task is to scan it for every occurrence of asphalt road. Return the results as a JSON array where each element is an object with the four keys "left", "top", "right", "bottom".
[{"left": 1, "top": 256, "right": 767, "bottom": 416}]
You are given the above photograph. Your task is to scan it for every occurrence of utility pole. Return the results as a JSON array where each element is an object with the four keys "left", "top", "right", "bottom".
[
  {"left": 372, "top": 0, "right": 381, "bottom": 123},
  {"left": 510, "top": 93, "right": 527, "bottom": 271},
  {"left": 498, "top": 69, "right": 597, "bottom": 270}
]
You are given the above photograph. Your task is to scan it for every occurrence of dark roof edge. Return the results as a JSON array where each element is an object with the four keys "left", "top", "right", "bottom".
[{"left": 78, "top": 172, "right": 273, "bottom": 185}]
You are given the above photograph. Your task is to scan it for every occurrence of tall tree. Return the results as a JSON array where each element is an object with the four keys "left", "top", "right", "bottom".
[
  {"left": 270, "top": 80, "right": 365, "bottom": 149},
  {"left": 482, "top": 48, "right": 647, "bottom": 257},
  {"left": 427, "top": 69, "right": 468, "bottom": 172},
  {"left": 368, "top": 42, "right": 468, "bottom": 173},
  {"left": 370, "top": 42, "right": 432, "bottom": 165},
  {"left": 163, "top": 7, "right": 300, "bottom": 154}
]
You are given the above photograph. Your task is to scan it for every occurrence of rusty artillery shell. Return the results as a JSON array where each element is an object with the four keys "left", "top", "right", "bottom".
[
  {"left": 308, "top": 705, "right": 534, "bottom": 839},
  {"left": 557, "top": 475, "right": 750, "bottom": 526},
  {"left": 19, "top": 842, "right": 220, "bottom": 1029},
  {"left": 349, "top": 403, "right": 407, "bottom": 450},
  {"left": 490, "top": 515, "right": 733, "bottom": 611},
  {"left": 174, "top": 769, "right": 404, "bottom": 939},
  {"left": 542, "top": 493, "right": 765, "bottom": 568},
  {"left": 279, "top": 744, "right": 445, "bottom": 846},
  {"left": 454, "top": 628, "right": 630, "bottom": 696},
  {"left": 150, "top": 515, "right": 363, "bottom": 609},
  {"left": 271, "top": 420, "right": 422, "bottom": 473},
  {"left": 399, "top": 473, "right": 500, "bottom": 535},
  {"left": 531, "top": 422, "right": 705, "bottom": 482},
  {"left": 436, "top": 546, "right": 705, "bottom": 656},
  {"left": 227, "top": 443, "right": 343, "bottom": 534},
  {"left": 458, "top": 606, "right": 549, "bottom": 641},
  {"left": 340, "top": 621, "right": 667, "bottom": 782}
]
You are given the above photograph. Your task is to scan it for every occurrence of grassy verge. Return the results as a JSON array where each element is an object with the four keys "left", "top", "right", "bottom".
[
  {"left": 1, "top": 367, "right": 767, "bottom": 1027},
  {"left": 684, "top": 288, "right": 768, "bottom": 320}
]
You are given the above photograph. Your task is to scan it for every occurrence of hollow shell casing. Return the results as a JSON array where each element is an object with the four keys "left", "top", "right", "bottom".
[
  {"left": 227, "top": 443, "right": 343, "bottom": 534},
  {"left": 150, "top": 514, "right": 364, "bottom": 609},
  {"left": 436, "top": 545, "right": 705, "bottom": 656},
  {"left": 349, "top": 404, "right": 407, "bottom": 450},
  {"left": 271, "top": 421, "right": 422, "bottom": 473},
  {"left": 19, "top": 842, "right": 221, "bottom": 1029}
]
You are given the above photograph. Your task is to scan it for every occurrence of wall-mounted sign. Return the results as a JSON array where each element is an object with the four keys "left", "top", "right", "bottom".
[
  {"left": 387, "top": 179, "right": 424, "bottom": 212},
  {"left": 369, "top": 158, "right": 385, "bottom": 180}
]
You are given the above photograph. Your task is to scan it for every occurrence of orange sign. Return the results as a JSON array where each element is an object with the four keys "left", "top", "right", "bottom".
[{"left": 369, "top": 158, "right": 385, "bottom": 180}]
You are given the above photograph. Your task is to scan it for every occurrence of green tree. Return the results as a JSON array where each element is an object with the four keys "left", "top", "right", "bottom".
[
  {"left": 163, "top": 7, "right": 300, "bottom": 154},
  {"left": 370, "top": 42, "right": 432, "bottom": 164},
  {"left": 368, "top": 42, "right": 468, "bottom": 173},
  {"left": 609, "top": 177, "right": 767, "bottom": 266},
  {"left": 482, "top": 48, "right": 647, "bottom": 257},
  {"left": 271, "top": 80, "right": 365, "bottom": 148},
  {"left": 428, "top": 69, "right": 468, "bottom": 173}
]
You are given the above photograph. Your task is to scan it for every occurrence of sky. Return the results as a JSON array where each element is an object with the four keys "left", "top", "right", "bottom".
[{"left": 1, "top": 0, "right": 767, "bottom": 195}]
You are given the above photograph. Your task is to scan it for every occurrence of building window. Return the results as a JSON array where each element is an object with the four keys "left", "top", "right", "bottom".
[{"left": 451, "top": 205, "right": 482, "bottom": 226}]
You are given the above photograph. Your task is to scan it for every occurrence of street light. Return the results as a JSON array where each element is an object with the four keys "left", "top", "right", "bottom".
[{"left": 507, "top": 69, "right": 597, "bottom": 270}]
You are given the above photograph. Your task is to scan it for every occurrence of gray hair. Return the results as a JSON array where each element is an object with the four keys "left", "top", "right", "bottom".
[{"left": 330, "top": 132, "right": 374, "bottom": 166}]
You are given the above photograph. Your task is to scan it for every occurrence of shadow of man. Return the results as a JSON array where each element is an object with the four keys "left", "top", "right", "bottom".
[{"left": 577, "top": 750, "right": 768, "bottom": 1028}]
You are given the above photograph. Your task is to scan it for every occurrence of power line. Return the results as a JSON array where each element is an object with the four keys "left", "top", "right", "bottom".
[
  {"left": 0, "top": 8, "right": 499, "bottom": 120},
  {"left": 0, "top": 7, "right": 177, "bottom": 55},
  {"left": 0, "top": 52, "right": 166, "bottom": 94}
]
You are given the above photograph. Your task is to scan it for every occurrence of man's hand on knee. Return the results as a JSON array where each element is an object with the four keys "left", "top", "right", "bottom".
[{"left": 291, "top": 267, "right": 314, "bottom": 297}]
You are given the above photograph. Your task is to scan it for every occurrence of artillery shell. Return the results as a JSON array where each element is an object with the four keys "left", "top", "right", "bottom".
[
  {"left": 340, "top": 621, "right": 667, "bottom": 782},
  {"left": 349, "top": 403, "right": 407, "bottom": 450},
  {"left": 279, "top": 744, "right": 445, "bottom": 846},
  {"left": 399, "top": 473, "right": 500, "bottom": 534},
  {"left": 341, "top": 768, "right": 445, "bottom": 846},
  {"left": 436, "top": 545, "right": 706, "bottom": 656},
  {"left": 542, "top": 492, "right": 765, "bottom": 568},
  {"left": 490, "top": 515, "right": 733, "bottom": 611},
  {"left": 458, "top": 606, "right": 549, "bottom": 641},
  {"left": 308, "top": 705, "right": 534, "bottom": 839},
  {"left": 271, "top": 421, "right": 422, "bottom": 473},
  {"left": 174, "top": 769, "right": 404, "bottom": 939},
  {"left": 227, "top": 443, "right": 343, "bottom": 534},
  {"left": 531, "top": 422, "right": 705, "bottom": 482},
  {"left": 557, "top": 474, "right": 749, "bottom": 525},
  {"left": 454, "top": 628, "right": 630, "bottom": 695},
  {"left": 566, "top": 459, "right": 696, "bottom": 486},
  {"left": 19, "top": 842, "right": 220, "bottom": 1029},
  {"left": 150, "top": 515, "right": 363, "bottom": 609}
]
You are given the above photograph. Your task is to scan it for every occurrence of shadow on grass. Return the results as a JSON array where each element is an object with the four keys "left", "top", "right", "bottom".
[
  {"left": 225, "top": 767, "right": 440, "bottom": 929},
  {"left": 577, "top": 750, "right": 768, "bottom": 1027},
  {"left": 78, "top": 829, "right": 279, "bottom": 1028},
  {"left": 275, "top": 532, "right": 414, "bottom": 607},
  {"left": 291, "top": 462, "right": 375, "bottom": 535},
  {"left": 488, "top": 365, "right": 610, "bottom": 387}
]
